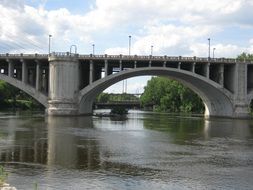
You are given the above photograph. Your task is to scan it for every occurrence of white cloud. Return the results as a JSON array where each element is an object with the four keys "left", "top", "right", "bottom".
[
  {"left": 105, "top": 24, "right": 218, "bottom": 56},
  {"left": 87, "top": 0, "right": 253, "bottom": 27},
  {"left": 0, "top": 0, "right": 252, "bottom": 56},
  {"left": 0, "top": 0, "right": 253, "bottom": 93},
  {"left": 190, "top": 43, "right": 247, "bottom": 58},
  {"left": 0, "top": 0, "right": 24, "bottom": 10}
]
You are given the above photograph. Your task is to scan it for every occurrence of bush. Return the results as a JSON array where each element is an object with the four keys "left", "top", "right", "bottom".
[{"left": 110, "top": 107, "right": 128, "bottom": 115}]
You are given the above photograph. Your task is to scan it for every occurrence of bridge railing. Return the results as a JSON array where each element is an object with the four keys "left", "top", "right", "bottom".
[
  {"left": 0, "top": 53, "right": 48, "bottom": 58},
  {"left": 0, "top": 53, "right": 247, "bottom": 63},
  {"left": 50, "top": 52, "right": 79, "bottom": 57}
]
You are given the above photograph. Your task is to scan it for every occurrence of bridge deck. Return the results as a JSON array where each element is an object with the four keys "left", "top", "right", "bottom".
[{"left": 0, "top": 53, "right": 247, "bottom": 64}]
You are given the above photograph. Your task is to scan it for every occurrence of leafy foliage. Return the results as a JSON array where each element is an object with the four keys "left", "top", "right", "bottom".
[
  {"left": 0, "top": 80, "right": 43, "bottom": 110},
  {"left": 0, "top": 165, "right": 8, "bottom": 186},
  {"left": 237, "top": 52, "right": 253, "bottom": 61},
  {"left": 110, "top": 107, "right": 128, "bottom": 115},
  {"left": 140, "top": 77, "right": 204, "bottom": 113}
]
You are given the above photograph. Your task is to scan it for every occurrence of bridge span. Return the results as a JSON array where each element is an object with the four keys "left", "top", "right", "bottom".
[{"left": 0, "top": 52, "right": 253, "bottom": 118}]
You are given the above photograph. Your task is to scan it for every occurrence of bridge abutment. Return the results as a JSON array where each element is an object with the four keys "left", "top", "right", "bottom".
[{"left": 47, "top": 54, "right": 79, "bottom": 115}]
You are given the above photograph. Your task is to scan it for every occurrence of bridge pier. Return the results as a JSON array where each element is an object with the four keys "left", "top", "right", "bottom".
[{"left": 47, "top": 54, "right": 79, "bottom": 115}]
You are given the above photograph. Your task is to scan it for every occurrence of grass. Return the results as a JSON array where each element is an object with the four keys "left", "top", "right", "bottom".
[{"left": 0, "top": 165, "right": 8, "bottom": 186}]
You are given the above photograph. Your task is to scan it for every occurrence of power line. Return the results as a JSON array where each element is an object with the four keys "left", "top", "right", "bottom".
[{"left": 0, "top": 32, "right": 46, "bottom": 53}]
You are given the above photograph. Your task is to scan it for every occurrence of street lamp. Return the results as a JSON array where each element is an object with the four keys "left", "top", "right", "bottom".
[
  {"left": 151, "top": 45, "right": 153, "bottom": 56},
  {"left": 213, "top": 47, "right": 216, "bottom": 59},
  {"left": 208, "top": 38, "right": 210, "bottom": 60},
  {"left": 48, "top": 34, "right": 52, "bottom": 55},
  {"left": 70, "top": 45, "right": 77, "bottom": 54},
  {"left": 129, "top": 35, "right": 131, "bottom": 56},
  {"left": 92, "top": 44, "right": 95, "bottom": 55}
]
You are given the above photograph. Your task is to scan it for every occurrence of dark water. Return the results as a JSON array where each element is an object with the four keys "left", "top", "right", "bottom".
[{"left": 0, "top": 110, "right": 253, "bottom": 190}]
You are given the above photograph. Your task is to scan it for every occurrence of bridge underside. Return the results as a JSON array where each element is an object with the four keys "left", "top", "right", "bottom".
[{"left": 79, "top": 67, "right": 235, "bottom": 118}]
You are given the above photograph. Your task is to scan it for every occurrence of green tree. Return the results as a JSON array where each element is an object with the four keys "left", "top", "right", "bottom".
[
  {"left": 0, "top": 80, "right": 43, "bottom": 110},
  {"left": 237, "top": 52, "right": 253, "bottom": 61},
  {"left": 96, "top": 93, "right": 110, "bottom": 103},
  {"left": 140, "top": 77, "right": 204, "bottom": 113},
  {"left": 96, "top": 92, "right": 139, "bottom": 103},
  {"left": 0, "top": 80, "right": 18, "bottom": 107}
]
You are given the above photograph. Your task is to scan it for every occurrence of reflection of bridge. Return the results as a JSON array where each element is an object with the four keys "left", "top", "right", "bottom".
[{"left": 0, "top": 52, "right": 253, "bottom": 118}]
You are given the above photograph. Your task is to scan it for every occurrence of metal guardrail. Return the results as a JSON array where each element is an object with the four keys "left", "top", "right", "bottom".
[
  {"left": 0, "top": 53, "right": 48, "bottom": 58},
  {"left": 0, "top": 52, "right": 249, "bottom": 63}
]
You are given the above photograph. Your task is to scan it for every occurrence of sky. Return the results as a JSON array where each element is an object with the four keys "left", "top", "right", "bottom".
[{"left": 0, "top": 0, "right": 253, "bottom": 93}]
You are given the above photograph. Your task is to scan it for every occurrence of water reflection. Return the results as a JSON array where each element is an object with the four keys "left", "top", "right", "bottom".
[
  {"left": 46, "top": 116, "right": 100, "bottom": 169},
  {"left": 0, "top": 112, "right": 253, "bottom": 189},
  {"left": 0, "top": 114, "right": 253, "bottom": 168},
  {"left": 204, "top": 118, "right": 252, "bottom": 139},
  {"left": 0, "top": 117, "right": 47, "bottom": 164}
]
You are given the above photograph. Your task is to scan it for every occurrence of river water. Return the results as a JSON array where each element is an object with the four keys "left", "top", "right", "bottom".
[{"left": 0, "top": 110, "right": 253, "bottom": 190}]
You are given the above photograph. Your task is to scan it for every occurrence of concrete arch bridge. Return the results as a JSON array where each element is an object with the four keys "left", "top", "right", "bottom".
[{"left": 0, "top": 53, "right": 253, "bottom": 118}]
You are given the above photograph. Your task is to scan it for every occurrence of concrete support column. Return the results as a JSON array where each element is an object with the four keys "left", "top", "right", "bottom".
[
  {"left": 104, "top": 60, "right": 108, "bottom": 76},
  {"left": 47, "top": 55, "right": 79, "bottom": 115},
  {"left": 204, "top": 63, "right": 210, "bottom": 79},
  {"left": 89, "top": 60, "right": 94, "bottom": 84},
  {"left": 7, "top": 59, "right": 14, "bottom": 77},
  {"left": 233, "top": 63, "right": 249, "bottom": 117},
  {"left": 21, "top": 59, "right": 28, "bottom": 84},
  {"left": 36, "top": 61, "right": 41, "bottom": 91},
  {"left": 134, "top": 61, "right": 137, "bottom": 68},
  {"left": 149, "top": 60, "right": 152, "bottom": 67},
  {"left": 218, "top": 64, "right": 224, "bottom": 87},
  {"left": 178, "top": 62, "right": 181, "bottom": 69},
  {"left": 191, "top": 62, "right": 196, "bottom": 73},
  {"left": 119, "top": 60, "right": 123, "bottom": 71},
  {"left": 163, "top": 61, "right": 166, "bottom": 67}
]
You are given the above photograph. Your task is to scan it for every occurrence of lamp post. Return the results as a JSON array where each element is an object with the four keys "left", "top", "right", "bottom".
[
  {"left": 70, "top": 45, "right": 77, "bottom": 54},
  {"left": 208, "top": 38, "right": 210, "bottom": 60},
  {"left": 48, "top": 34, "right": 52, "bottom": 55},
  {"left": 129, "top": 35, "right": 131, "bottom": 56},
  {"left": 151, "top": 45, "right": 153, "bottom": 56},
  {"left": 213, "top": 48, "right": 216, "bottom": 59},
  {"left": 92, "top": 44, "right": 95, "bottom": 55}
]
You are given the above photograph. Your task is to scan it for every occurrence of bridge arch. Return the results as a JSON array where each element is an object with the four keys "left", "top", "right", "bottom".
[
  {"left": 78, "top": 67, "right": 234, "bottom": 118},
  {"left": 0, "top": 74, "right": 48, "bottom": 107}
]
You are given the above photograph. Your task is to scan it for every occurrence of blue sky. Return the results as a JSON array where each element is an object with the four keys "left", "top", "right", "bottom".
[{"left": 0, "top": 0, "right": 253, "bottom": 93}]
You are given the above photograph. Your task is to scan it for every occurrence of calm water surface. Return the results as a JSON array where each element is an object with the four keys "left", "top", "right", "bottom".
[{"left": 0, "top": 110, "right": 253, "bottom": 190}]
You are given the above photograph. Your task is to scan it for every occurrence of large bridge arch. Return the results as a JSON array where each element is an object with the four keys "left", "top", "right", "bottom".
[
  {"left": 78, "top": 67, "right": 234, "bottom": 118},
  {"left": 0, "top": 74, "right": 48, "bottom": 107}
]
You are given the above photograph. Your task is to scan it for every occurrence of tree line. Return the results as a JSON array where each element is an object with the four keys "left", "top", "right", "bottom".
[{"left": 96, "top": 93, "right": 139, "bottom": 103}]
